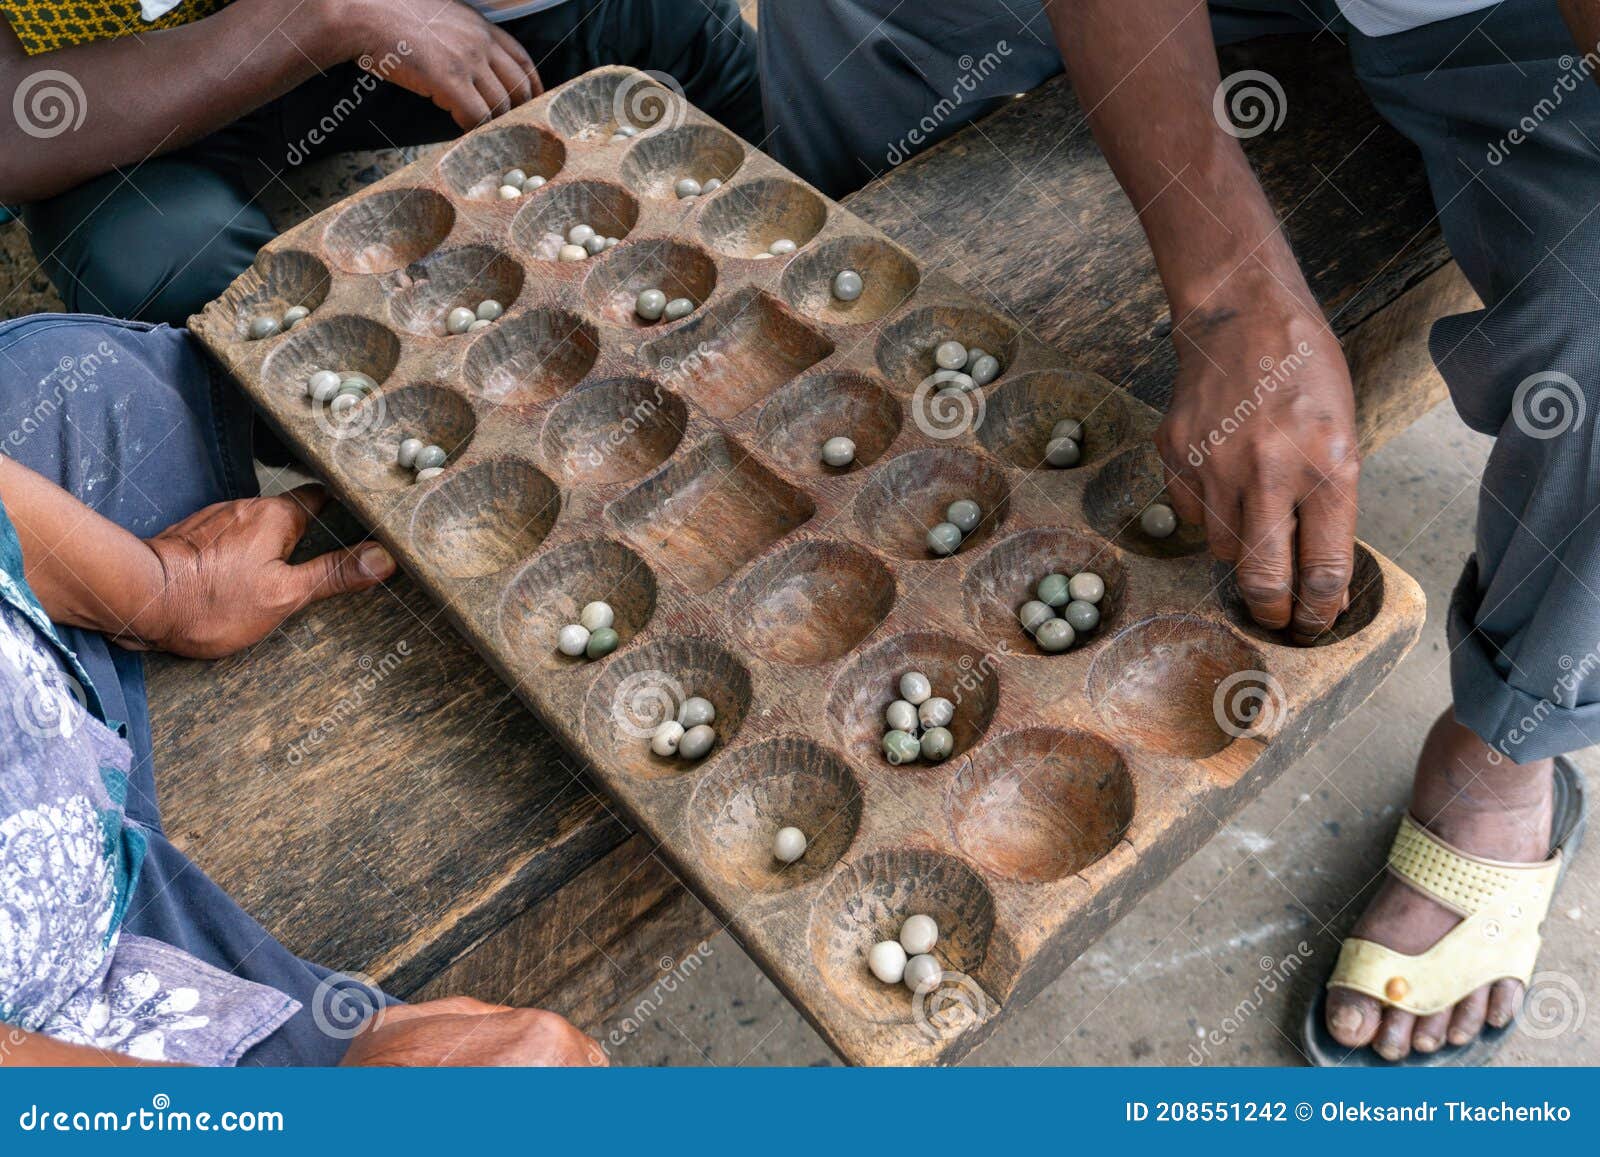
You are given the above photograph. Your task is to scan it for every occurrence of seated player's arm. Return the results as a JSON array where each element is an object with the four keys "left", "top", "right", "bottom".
[
  {"left": 1559, "top": 0, "right": 1600, "bottom": 69},
  {"left": 1045, "top": 0, "right": 1358, "bottom": 641},
  {"left": 2, "top": 1026, "right": 181, "bottom": 1066},
  {"left": 0, "top": 0, "right": 540, "bottom": 204},
  {"left": 0, "top": 455, "right": 393, "bottom": 659}
]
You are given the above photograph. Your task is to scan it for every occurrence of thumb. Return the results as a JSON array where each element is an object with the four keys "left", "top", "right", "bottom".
[{"left": 284, "top": 541, "right": 395, "bottom": 607}]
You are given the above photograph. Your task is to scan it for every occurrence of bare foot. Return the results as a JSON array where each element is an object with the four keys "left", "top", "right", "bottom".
[{"left": 1324, "top": 710, "right": 1553, "bottom": 1060}]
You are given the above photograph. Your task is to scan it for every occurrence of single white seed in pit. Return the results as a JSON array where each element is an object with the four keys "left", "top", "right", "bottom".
[
  {"left": 502, "top": 168, "right": 527, "bottom": 189},
  {"left": 768, "top": 238, "right": 797, "bottom": 256},
  {"left": 498, "top": 184, "right": 523, "bottom": 200},
  {"left": 678, "top": 723, "right": 716, "bottom": 760},
  {"left": 446, "top": 307, "right": 476, "bottom": 335},
  {"left": 414, "top": 466, "right": 444, "bottom": 482},
  {"left": 934, "top": 340, "right": 968, "bottom": 370},
  {"left": 396, "top": 438, "right": 424, "bottom": 469},
  {"left": 635, "top": 289, "right": 667, "bottom": 321},
  {"left": 674, "top": 177, "right": 702, "bottom": 198},
  {"left": 557, "top": 624, "right": 590, "bottom": 657},
  {"left": 899, "top": 913, "right": 939, "bottom": 956},
  {"left": 663, "top": 297, "right": 694, "bottom": 321},
  {"left": 650, "top": 720, "right": 685, "bottom": 757},
  {"left": 567, "top": 223, "right": 596, "bottom": 246},
  {"left": 820, "top": 436, "right": 856, "bottom": 467},
  {"left": 676, "top": 696, "right": 716, "bottom": 728},
  {"left": 1141, "top": 503, "right": 1178, "bottom": 539},
  {"left": 524, "top": 174, "right": 546, "bottom": 190},
  {"left": 772, "top": 826, "right": 807, "bottom": 863},
  {"left": 884, "top": 699, "right": 918, "bottom": 733},
  {"left": 579, "top": 601, "right": 614, "bottom": 632},
  {"left": 831, "top": 269, "right": 864, "bottom": 301},
  {"left": 868, "top": 940, "right": 908, "bottom": 985},
  {"left": 918, "top": 697, "right": 954, "bottom": 729},
  {"left": 467, "top": 319, "right": 492, "bottom": 331},
  {"left": 899, "top": 671, "right": 932, "bottom": 706},
  {"left": 558, "top": 244, "right": 588, "bottom": 262},
  {"left": 903, "top": 953, "right": 943, "bottom": 995},
  {"left": 476, "top": 299, "right": 503, "bottom": 321}
]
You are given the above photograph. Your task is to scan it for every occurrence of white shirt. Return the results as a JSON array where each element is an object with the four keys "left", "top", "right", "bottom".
[{"left": 1335, "top": 0, "right": 1501, "bottom": 35}]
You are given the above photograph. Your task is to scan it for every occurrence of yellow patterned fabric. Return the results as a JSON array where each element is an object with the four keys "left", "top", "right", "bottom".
[{"left": 2, "top": 0, "right": 232, "bottom": 55}]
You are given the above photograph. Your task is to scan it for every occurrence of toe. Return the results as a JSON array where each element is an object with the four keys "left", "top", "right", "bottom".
[
  {"left": 1373, "top": 1008, "right": 1416, "bottom": 1061},
  {"left": 1447, "top": 985, "right": 1490, "bottom": 1046},
  {"left": 1486, "top": 979, "right": 1524, "bottom": 1029},
  {"left": 1412, "top": 1010, "right": 1451, "bottom": 1054},
  {"left": 1325, "top": 988, "right": 1382, "bottom": 1047}
]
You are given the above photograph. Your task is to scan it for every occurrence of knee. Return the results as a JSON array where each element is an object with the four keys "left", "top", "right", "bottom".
[{"left": 60, "top": 198, "right": 273, "bottom": 325}]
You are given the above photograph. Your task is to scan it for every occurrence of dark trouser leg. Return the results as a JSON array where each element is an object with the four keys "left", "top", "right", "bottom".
[
  {"left": 0, "top": 316, "right": 369, "bottom": 1064},
  {"left": 19, "top": 162, "right": 274, "bottom": 325},
  {"left": 755, "top": 0, "right": 1329, "bottom": 198},
  {"left": 1350, "top": 1, "right": 1600, "bottom": 760}
]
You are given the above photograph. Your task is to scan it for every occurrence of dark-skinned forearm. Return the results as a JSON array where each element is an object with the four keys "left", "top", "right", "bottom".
[
  {"left": 1044, "top": 0, "right": 1317, "bottom": 323},
  {"left": 0, "top": 456, "right": 164, "bottom": 643},
  {"left": 1559, "top": 0, "right": 1600, "bottom": 72},
  {"left": 0, "top": 0, "right": 361, "bottom": 203}
]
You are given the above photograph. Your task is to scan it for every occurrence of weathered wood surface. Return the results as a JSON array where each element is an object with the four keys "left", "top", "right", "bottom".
[{"left": 147, "top": 36, "right": 1457, "bottom": 1061}]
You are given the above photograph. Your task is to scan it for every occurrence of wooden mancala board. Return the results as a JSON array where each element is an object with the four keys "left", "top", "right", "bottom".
[{"left": 190, "top": 67, "right": 1426, "bottom": 1066}]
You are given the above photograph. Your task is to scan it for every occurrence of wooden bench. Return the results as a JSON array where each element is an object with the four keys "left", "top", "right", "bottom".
[{"left": 145, "top": 34, "right": 1473, "bottom": 1045}]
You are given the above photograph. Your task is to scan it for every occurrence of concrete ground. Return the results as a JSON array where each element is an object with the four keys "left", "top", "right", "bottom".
[{"left": 592, "top": 399, "right": 1600, "bottom": 1066}]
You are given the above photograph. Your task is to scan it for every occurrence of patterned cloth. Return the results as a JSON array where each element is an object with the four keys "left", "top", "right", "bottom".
[
  {"left": 0, "top": 503, "right": 300, "bottom": 1064},
  {"left": 0, "top": 0, "right": 231, "bottom": 54}
]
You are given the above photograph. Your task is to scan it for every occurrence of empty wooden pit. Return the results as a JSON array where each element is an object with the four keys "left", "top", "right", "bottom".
[
  {"left": 222, "top": 249, "right": 330, "bottom": 341},
  {"left": 753, "top": 372, "right": 901, "bottom": 477},
  {"left": 383, "top": 246, "right": 525, "bottom": 337},
  {"left": 851, "top": 448, "right": 1012, "bottom": 560},
  {"left": 697, "top": 177, "right": 827, "bottom": 259},
  {"left": 975, "top": 370, "right": 1132, "bottom": 471},
  {"left": 728, "top": 540, "right": 896, "bottom": 666},
  {"left": 826, "top": 632, "right": 1002, "bottom": 765},
  {"left": 619, "top": 124, "right": 746, "bottom": 199},
  {"left": 409, "top": 458, "right": 561, "bottom": 578},
  {"left": 875, "top": 304, "right": 1020, "bottom": 391},
  {"left": 638, "top": 289, "right": 834, "bottom": 420},
  {"left": 548, "top": 69, "right": 682, "bottom": 140},
  {"left": 540, "top": 376, "right": 688, "bottom": 486},
  {"left": 460, "top": 308, "right": 600, "bottom": 407},
  {"left": 688, "top": 737, "right": 863, "bottom": 893},
  {"left": 607, "top": 433, "right": 815, "bottom": 594},
  {"left": 580, "top": 636, "right": 752, "bottom": 780},
  {"left": 962, "top": 527, "right": 1128, "bottom": 657},
  {"left": 260, "top": 315, "right": 401, "bottom": 405},
  {"left": 330, "top": 383, "right": 476, "bottom": 492},
  {"left": 580, "top": 238, "right": 717, "bottom": 329},
  {"left": 511, "top": 180, "right": 640, "bottom": 262},
  {"left": 1082, "top": 444, "right": 1210, "bottom": 559},
  {"left": 1087, "top": 615, "right": 1273, "bottom": 758},
  {"left": 437, "top": 122, "right": 564, "bottom": 201},
  {"left": 807, "top": 849, "right": 996, "bottom": 1024},
  {"left": 323, "top": 188, "right": 455, "bottom": 275},
  {"left": 500, "top": 538, "right": 658, "bottom": 672},
  {"left": 947, "top": 728, "right": 1133, "bottom": 884},
  {"left": 781, "top": 235, "right": 920, "bottom": 325}
]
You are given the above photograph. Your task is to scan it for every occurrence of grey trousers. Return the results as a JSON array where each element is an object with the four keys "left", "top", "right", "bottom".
[{"left": 761, "top": 0, "right": 1600, "bottom": 762}]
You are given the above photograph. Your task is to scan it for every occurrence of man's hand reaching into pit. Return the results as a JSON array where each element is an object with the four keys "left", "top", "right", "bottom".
[{"left": 1157, "top": 291, "right": 1360, "bottom": 642}]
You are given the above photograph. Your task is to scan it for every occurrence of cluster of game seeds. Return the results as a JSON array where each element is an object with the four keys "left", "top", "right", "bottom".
[
  {"left": 650, "top": 696, "right": 718, "bottom": 761},
  {"left": 395, "top": 436, "right": 448, "bottom": 483},
  {"left": 497, "top": 168, "right": 547, "bottom": 199},
  {"left": 868, "top": 915, "right": 944, "bottom": 994},
  {"left": 881, "top": 671, "right": 955, "bottom": 765},
  {"left": 634, "top": 289, "right": 695, "bottom": 323},
  {"left": 444, "top": 299, "right": 504, "bottom": 336},
  {"left": 248, "top": 304, "right": 313, "bottom": 339},
  {"left": 304, "top": 369, "right": 376, "bottom": 416},
  {"left": 1018, "top": 570, "right": 1105, "bottom": 653},
  {"left": 557, "top": 223, "right": 622, "bottom": 262},
  {"left": 753, "top": 238, "right": 797, "bottom": 261},
  {"left": 927, "top": 498, "right": 983, "bottom": 557},
  {"left": 556, "top": 600, "right": 619, "bottom": 661},
  {"left": 674, "top": 176, "right": 722, "bottom": 199},
  {"left": 1044, "top": 417, "right": 1086, "bottom": 468},
  {"left": 919, "top": 340, "right": 1001, "bottom": 401}
]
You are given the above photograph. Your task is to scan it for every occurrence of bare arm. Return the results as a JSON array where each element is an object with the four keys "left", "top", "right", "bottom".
[
  {"left": 0, "top": 0, "right": 541, "bottom": 203},
  {"left": 1559, "top": 1, "right": 1600, "bottom": 68},
  {"left": 1045, "top": 0, "right": 1358, "bottom": 640},
  {"left": 3, "top": 1025, "right": 178, "bottom": 1066}
]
